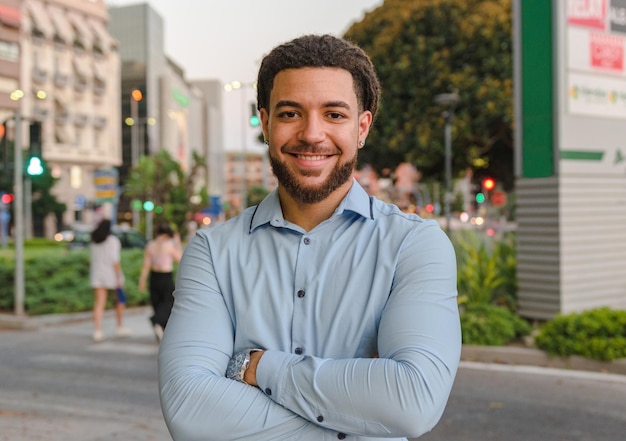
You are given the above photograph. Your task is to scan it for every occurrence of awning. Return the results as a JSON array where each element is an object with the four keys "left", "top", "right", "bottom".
[
  {"left": 0, "top": 4, "right": 20, "bottom": 28},
  {"left": 92, "top": 58, "right": 108, "bottom": 81},
  {"left": 67, "top": 11, "right": 92, "bottom": 48},
  {"left": 25, "top": 2, "right": 54, "bottom": 39},
  {"left": 73, "top": 56, "right": 91, "bottom": 79},
  {"left": 48, "top": 5, "right": 73, "bottom": 44},
  {"left": 55, "top": 124, "right": 73, "bottom": 145},
  {"left": 89, "top": 18, "right": 114, "bottom": 54},
  {"left": 54, "top": 96, "right": 69, "bottom": 112}
]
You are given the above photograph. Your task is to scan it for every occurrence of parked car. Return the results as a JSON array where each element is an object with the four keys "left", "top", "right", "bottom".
[{"left": 55, "top": 224, "right": 147, "bottom": 249}]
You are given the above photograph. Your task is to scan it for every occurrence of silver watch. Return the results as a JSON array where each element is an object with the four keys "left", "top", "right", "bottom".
[{"left": 226, "top": 348, "right": 262, "bottom": 383}]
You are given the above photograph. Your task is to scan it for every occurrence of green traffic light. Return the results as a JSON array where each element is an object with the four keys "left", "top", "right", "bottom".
[
  {"left": 249, "top": 115, "right": 260, "bottom": 127},
  {"left": 475, "top": 192, "right": 486, "bottom": 204},
  {"left": 27, "top": 156, "right": 44, "bottom": 176},
  {"left": 143, "top": 200, "right": 155, "bottom": 212}
]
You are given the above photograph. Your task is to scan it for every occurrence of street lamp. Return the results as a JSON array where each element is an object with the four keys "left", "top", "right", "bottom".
[
  {"left": 225, "top": 81, "right": 256, "bottom": 210},
  {"left": 129, "top": 89, "right": 143, "bottom": 228},
  {"left": 9, "top": 89, "right": 25, "bottom": 315},
  {"left": 434, "top": 92, "right": 460, "bottom": 235}
]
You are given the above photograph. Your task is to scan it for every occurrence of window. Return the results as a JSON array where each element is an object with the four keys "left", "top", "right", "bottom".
[{"left": 0, "top": 41, "right": 18, "bottom": 62}]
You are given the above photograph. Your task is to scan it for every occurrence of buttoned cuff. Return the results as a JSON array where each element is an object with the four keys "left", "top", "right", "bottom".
[{"left": 255, "top": 349, "right": 298, "bottom": 401}]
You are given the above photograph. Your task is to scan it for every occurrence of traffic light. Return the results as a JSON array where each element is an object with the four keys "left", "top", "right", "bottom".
[
  {"left": 482, "top": 177, "right": 495, "bottom": 192},
  {"left": 27, "top": 122, "right": 44, "bottom": 176},
  {"left": 131, "top": 89, "right": 143, "bottom": 102},
  {"left": 1, "top": 192, "right": 14, "bottom": 204},
  {"left": 249, "top": 103, "right": 260, "bottom": 127},
  {"left": 27, "top": 157, "right": 44, "bottom": 176},
  {"left": 30, "top": 122, "right": 41, "bottom": 155},
  {"left": 143, "top": 200, "right": 155, "bottom": 212},
  {"left": 1, "top": 122, "right": 6, "bottom": 173}
]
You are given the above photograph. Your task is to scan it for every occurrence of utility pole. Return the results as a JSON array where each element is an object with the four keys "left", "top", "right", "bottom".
[
  {"left": 434, "top": 92, "right": 460, "bottom": 235},
  {"left": 13, "top": 110, "right": 24, "bottom": 315}
]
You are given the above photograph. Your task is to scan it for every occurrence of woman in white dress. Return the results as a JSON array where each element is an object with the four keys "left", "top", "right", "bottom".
[{"left": 90, "top": 219, "right": 131, "bottom": 342}]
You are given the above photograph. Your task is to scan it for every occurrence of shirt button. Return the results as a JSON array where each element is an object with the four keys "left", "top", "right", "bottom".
[
  {"left": 317, "top": 415, "right": 324, "bottom": 422},
  {"left": 337, "top": 433, "right": 346, "bottom": 440},
  {"left": 264, "top": 388, "right": 272, "bottom": 395},
  {"left": 297, "top": 290, "right": 305, "bottom": 298},
  {"left": 303, "top": 237, "right": 311, "bottom": 245},
  {"left": 294, "top": 347, "right": 303, "bottom": 355}
]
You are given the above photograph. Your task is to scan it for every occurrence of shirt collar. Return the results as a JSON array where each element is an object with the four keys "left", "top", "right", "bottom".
[{"left": 249, "top": 179, "right": 373, "bottom": 232}]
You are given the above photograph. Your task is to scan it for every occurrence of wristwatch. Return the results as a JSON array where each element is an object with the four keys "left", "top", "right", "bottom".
[{"left": 226, "top": 348, "right": 262, "bottom": 383}]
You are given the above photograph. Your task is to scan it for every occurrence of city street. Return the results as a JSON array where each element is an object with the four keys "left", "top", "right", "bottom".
[
  {"left": 1, "top": 308, "right": 625, "bottom": 441},
  {"left": 0, "top": 308, "right": 171, "bottom": 441}
]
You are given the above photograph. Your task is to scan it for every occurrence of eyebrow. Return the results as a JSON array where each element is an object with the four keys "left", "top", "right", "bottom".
[{"left": 274, "top": 100, "right": 352, "bottom": 111}]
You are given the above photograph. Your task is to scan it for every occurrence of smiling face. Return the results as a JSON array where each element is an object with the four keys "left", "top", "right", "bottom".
[{"left": 261, "top": 67, "right": 372, "bottom": 205}]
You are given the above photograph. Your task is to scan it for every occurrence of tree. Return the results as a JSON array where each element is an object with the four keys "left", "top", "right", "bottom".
[
  {"left": 344, "top": 0, "right": 514, "bottom": 190},
  {"left": 247, "top": 185, "right": 270, "bottom": 207},
  {"left": 0, "top": 139, "right": 66, "bottom": 235},
  {"left": 124, "top": 149, "right": 207, "bottom": 237},
  {"left": 31, "top": 164, "right": 67, "bottom": 235}
]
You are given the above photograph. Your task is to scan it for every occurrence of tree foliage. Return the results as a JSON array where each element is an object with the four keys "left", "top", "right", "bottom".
[
  {"left": 0, "top": 140, "right": 66, "bottom": 231},
  {"left": 345, "top": 0, "right": 514, "bottom": 189},
  {"left": 124, "top": 149, "right": 207, "bottom": 237}
]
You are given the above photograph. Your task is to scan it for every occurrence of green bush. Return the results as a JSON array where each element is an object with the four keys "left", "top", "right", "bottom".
[
  {"left": 534, "top": 307, "right": 626, "bottom": 361},
  {"left": 460, "top": 303, "right": 532, "bottom": 346},
  {"left": 453, "top": 230, "right": 518, "bottom": 310},
  {"left": 0, "top": 248, "right": 149, "bottom": 315}
]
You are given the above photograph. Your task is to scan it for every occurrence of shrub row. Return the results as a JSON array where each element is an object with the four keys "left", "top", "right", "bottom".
[
  {"left": 1, "top": 232, "right": 625, "bottom": 362},
  {"left": 0, "top": 247, "right": 148, "bottom": 315}
]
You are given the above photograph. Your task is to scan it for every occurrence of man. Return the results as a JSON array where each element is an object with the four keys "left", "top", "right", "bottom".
[{"left": 159, "top": 34, "right": 461, "bottom": 441}]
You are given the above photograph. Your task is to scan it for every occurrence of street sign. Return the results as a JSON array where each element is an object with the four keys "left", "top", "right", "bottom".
[
  {"left": 491, "top": 190, "right": 507, "bottom": 207},
  {"left": 94, "top": 168, "right": 118, "bottom": 203}
]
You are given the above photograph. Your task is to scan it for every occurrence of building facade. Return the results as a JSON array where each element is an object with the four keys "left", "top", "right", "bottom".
[
  {"left": 5, "top": 1, "right": 275, "bottom": 237},
  {"left": 20, "top": 0, "right": 121, "bottom": 233}
]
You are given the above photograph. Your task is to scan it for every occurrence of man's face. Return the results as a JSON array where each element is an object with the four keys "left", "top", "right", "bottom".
[{"left": 260, "top": 67, "right": 372, "bottom": 204}]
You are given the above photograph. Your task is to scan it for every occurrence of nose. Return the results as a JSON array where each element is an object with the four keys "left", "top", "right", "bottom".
[{"left": 297, "top": 113, "right": 326, "bottom": 145}]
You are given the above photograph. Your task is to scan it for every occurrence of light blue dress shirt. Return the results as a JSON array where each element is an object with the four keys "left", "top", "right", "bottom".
[{"left": 159, "top": 180, "right": 461, "bottom": 441}]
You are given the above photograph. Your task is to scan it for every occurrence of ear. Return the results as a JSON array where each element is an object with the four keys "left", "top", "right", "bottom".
[
  {"left": 260, "top": 108, "right": 270, "bottom": 142},
  {"left": 358, "top": 110, "right": 373, "bottom": 148}
]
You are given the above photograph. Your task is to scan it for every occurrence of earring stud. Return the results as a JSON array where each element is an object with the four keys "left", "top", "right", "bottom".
[
  {"left": 264, "top": 139, "right": 269, "bottom": 145},
  {"left": 358, "top": 140, "right": 365, "bottom": 147}
]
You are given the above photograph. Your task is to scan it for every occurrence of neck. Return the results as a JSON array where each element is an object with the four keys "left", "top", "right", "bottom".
[{"left": 279, "top": 181, "right": 352, "bottom": 231}]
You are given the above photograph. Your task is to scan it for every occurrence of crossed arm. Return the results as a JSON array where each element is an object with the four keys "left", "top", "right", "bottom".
[{"left": 158, "top": 230, "right": 461, "bottom": 441}]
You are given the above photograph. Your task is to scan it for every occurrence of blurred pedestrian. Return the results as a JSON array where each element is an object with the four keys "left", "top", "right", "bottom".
[
  {"left": 159, "top": 34, "right": 461, "bottom": 440},
  {"left": 90, "top": 219, "right": 131, "bottom": 342},
  {"left": 139, "top": 222, "right": 182, "bottom": 341}
]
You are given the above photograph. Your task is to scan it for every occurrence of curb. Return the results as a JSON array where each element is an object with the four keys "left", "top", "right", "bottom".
[
  {"left": 461, "top": 344, "right": 626, "bottom": 376},
  {"left": 0, "top": 306, "right": 152, "bottom": 330},
  {"left": 1, "top": 309, "right": 625, "bottom": 376}
]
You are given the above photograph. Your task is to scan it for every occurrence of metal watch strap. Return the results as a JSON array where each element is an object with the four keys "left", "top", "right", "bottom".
[{"left": 226, "top": 348, "right": 262, "bottom": 383}]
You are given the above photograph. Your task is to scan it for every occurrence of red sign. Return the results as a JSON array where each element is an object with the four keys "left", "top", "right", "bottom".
[
  {"left": 490, "top": 191, "right": 507, "bottom": 207},
  {"left": 568, "top": 0, "right": 607, "bottom": 30},
  {"left": 590, "top": 33, "right": 624, "bottom": 71}
]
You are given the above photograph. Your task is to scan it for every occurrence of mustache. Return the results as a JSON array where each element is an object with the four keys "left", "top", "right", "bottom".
[{"left": 281, "top": 143, "right": 340, "bottom": 155}]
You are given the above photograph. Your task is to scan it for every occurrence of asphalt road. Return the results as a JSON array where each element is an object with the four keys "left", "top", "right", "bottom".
[{"left": 1, "top": 308, "right": 625, "bottom": 441}]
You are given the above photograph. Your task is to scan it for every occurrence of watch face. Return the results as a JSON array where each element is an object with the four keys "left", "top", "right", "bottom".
[{"left": 226, "top": 351, "right": 249, "bottom": 381}]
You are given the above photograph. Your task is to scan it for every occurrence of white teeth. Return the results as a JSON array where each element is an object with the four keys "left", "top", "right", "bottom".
[{"left": 296, "top": 155, "right": 327, "bottom": 161}]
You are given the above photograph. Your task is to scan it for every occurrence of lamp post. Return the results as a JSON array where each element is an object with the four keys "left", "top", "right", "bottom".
[
  {"left": 434, "top": 92, "right": 460, "bottom": 235},
  {"left": 224, "top": 81, "right": 255, "bottom": 210},
  {"left": 129, "top": 89, "right": 142, "bottom": 228},
  {"left": 7, "top": 88, "right": 25, "bottom": 316}
]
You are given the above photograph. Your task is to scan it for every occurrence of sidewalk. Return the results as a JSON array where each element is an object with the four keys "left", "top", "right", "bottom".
[{"left": 2, "top": 307, "right": 626, "bottom": 376}]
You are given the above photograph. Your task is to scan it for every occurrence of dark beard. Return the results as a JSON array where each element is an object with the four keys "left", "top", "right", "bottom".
[{"left": 269, "top": 150, "right": 357, "bottom": 204}]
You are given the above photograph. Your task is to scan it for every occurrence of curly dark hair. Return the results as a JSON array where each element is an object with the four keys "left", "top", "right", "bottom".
[{"left": 256, "top": 34, "right": 381, "bottom": 120}]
